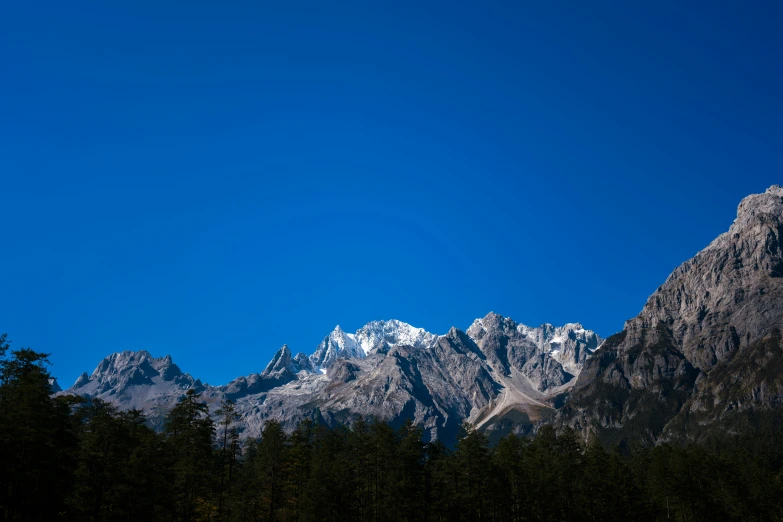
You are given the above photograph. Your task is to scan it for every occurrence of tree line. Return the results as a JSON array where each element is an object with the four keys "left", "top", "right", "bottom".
[{"left": 2, "top": 337, "right": 783, "bottom": 521}]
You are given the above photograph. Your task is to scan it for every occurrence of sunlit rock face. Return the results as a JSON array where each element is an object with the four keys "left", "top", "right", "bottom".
[{"left": 558, "top": 185, "right": 783, "bottom": 445}]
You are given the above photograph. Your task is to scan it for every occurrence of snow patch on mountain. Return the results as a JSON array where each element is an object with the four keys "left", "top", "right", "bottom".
[
  {"left": 354, "top": 319, "right": 439, "bottom": 354},
  {"left": 309, "top": 325, "right": 365, "bottom": 370},
  {"left": 467, "top": 314, "right": 603, "bottom": 377}
]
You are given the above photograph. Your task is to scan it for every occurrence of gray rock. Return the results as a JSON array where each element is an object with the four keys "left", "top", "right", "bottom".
[
  {"left": 48, "top": 378, "right": 61, "bottom": 393},
  {"left": 557, "top": 185, "right": 783, "bottom": 444}
]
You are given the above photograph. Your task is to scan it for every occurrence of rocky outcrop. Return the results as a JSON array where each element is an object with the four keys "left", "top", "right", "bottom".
[
  {"left": 48, "top": 378, "right": 61, "bottom": 393},
  {"left": 467, "top": 313, "right": 602, "bottom": 387},
  {"left": 558, "top": 185, "right": 783, "bottom": 444}
]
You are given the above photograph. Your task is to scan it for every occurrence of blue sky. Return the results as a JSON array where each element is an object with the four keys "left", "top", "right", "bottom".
[{"left": 2, "top": 1, "right": 781, "bottom": 387}]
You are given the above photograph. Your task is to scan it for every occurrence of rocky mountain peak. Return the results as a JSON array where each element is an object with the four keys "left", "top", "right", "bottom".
[
  {"left": 262, "top": 345, "right": 294, "bottom": 375},
  {"left": 72, "top": 350, "right": 198, "bottom": 398},
  {"left": 628, "top": 185, "right": 783, "bottom": 370},
  {"left": 561, "top": 322, "right": 584, "bottom": 331},
  {"left": 698, "top": 184, "right": 783, "bottom": 256},
  {"left": 467, "top": 312, "right": 518, "bottom": 341},
  {"left": 48, "top": 378, "right": 61, "bottom": 393},
  {"left": 90, "top": 350, "right": 150, "bottom": 380},
  {"left": 737, "top": 183, "right": 783, "bottom": 220},
  {"left": 73, "top": 372, "right": 90, "bottom": 388},
  {"left": 292, "top": 352, "right": 313, "bottom": 372},
  {"left": 559, "top": 185, "right": 783, "bottom": 444}
]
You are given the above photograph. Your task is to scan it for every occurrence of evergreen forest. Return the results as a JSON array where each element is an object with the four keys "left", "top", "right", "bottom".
[{"left": 2, "top": 337, "right": 783, "bottom": 522}]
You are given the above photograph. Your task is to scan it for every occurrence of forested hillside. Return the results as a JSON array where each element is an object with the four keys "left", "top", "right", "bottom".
[{"left": 2, "top": 336, "right": 783, "bottom": 522}]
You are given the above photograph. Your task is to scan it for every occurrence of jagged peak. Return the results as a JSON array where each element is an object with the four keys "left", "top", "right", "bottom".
[
  {"left": 354, "top": 319, "right": 438, "bottom": 354},
  {"left": 72, "top": 350, "right": 195, "bottom": 393},
  {"left": 625, "top": 185, "right": 783, "bottom": 369},
  {"left": 734, "top": 185, "right": 783, "bottom": 226},
  {"left": 467, "top": 312, "right": 518, "bottom": 340},
  {"left": 474, "top": 311, "right": 509, "bottom": 323},
  {"left": 91, "top": 350, "right": 152, "bottom": 378},
  {"left": 445, "top": 325, "right": 464, "bottom": 338},
  {"left": 468, "top": 313, "right": 597, "bottom": 341},
  {"left": 73, "top": 372, "right": 90, "bottom": 388},
  {"left": 263, "top": 345, "right": 294, "bottom": 375},
  {"left": 731, "top": 184, "right": 783, "bottom": 228},
  {"left": 309, "top": 325, "right": 363, "bottom": 370},
  {"left": 561, "top": 322, "right": 585, "bottom": 332},
  {"left": 309, "top": 319, "right": 439, "bottom": 368},
  {"left": 324, "top": 325, "right": 359, "bottom": 346},
  {"left": 699, "top": 185, "right": 783, "bottom": 256}
]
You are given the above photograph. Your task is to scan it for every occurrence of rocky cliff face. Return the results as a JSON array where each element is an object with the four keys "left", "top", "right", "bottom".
[
  {"left": 467, "top": 313, "right": 601, "bottom": 383},
  {"left": 557, "top": 185, "right": 783, "bottom": 444},
  {"left": 66, "top": 315, "right": 601, "bottom": 442}
]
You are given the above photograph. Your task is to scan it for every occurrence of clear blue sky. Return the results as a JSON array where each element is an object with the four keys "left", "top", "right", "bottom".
[{"left": 2, "top": 1, "right": 781, "bottom": 387}]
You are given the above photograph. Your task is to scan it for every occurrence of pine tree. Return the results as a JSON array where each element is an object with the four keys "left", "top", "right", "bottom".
[
  {"left": 368, "top": 420, "right": 398, "bottom": 520},
  {"left": 0, "top": 340, "right": 76, "bottom": 520},
  {"left": 284, "top": 419, "right": 315, "bottom": 521},
  {"left": 120, "top": 408, "right": 173, "bottom": 520},
  {"left": 395, "top": 420, "right": 426, "bottom": 522},
  {"left": 164, "top": 388, "right": 215, "bottom": 522},
  {"left": 453, "top": 422, "right": 491, "bottom": 521},
  {"left": 257, "top": 420, "right": 288, "bottom": 520},
  {"left": 214, "top": 399, "right": 240, "bottom": 521},
  {"left": 305, "top": 424, "right": 355, "bottom": 522},
  {"left": 491, "top": 433, "right": 528, "bottom": 521},
  {"left": 69, "top": 399, "right": 169, "bottom": 521},
  {"left": 70, "top": 399, "right": 127, "bottom": 520}
]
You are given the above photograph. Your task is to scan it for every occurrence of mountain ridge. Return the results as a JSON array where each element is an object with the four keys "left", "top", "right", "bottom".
[
  {"left": 61, "top": 185, "right": 783, "bottom": 445},
  {"left": 63, "top": 315, "right": 603, "bottom": 441}
]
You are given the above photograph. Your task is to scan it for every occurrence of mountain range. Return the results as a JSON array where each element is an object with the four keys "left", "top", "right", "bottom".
[
  {"left": 65, "top": 316, "right": 600, "bottom": 441},
  {"left": 62, "top": 185, "right": 783, "bottom": 445}
]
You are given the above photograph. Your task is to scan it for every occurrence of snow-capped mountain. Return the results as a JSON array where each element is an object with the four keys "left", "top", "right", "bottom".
[
  {"left": 308, "top": 320, "right": 440, "bottom": 370},
  {"left": 64, "top": 315, "right": 602, "bottom": 441},
  {"left": 354, "top": 320, "right": 439, "bottom": 355},
  {"left": 309, "top": 325, "right": 365, "bottom": 370}
]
